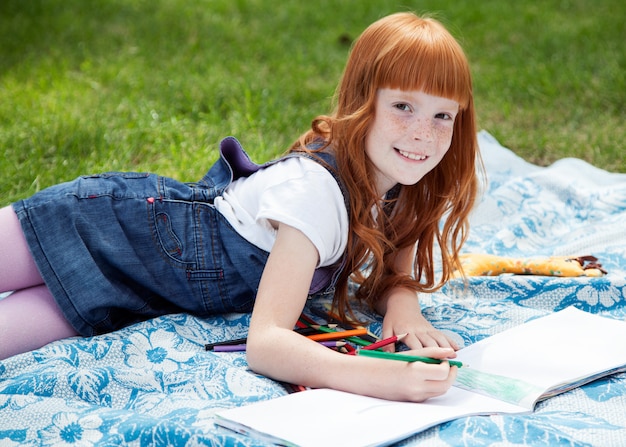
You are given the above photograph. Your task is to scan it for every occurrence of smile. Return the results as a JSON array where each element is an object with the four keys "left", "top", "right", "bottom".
[{"left": 397, "top": 149, "right": 427, "bottom": 161}]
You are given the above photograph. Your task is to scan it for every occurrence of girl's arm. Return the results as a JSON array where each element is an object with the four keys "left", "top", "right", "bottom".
[
  {"left": 375, "top": 246, "right": 459, "bottom": 351},
  {"left": 246, "top": 222, "right": 457, "bottom": 402}
]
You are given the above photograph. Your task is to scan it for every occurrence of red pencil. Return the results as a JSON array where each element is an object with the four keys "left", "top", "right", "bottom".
[
  {"left": 343, "top": 343, "right": 357, "bottom": 354},
  {"left": 294, "top": 319, "right": 308, "bottom": 329},
  {"left": 360, "top": 333, "right": 407, "bottom": 351},
  {"left": 298, "top": 313, "right": 319, "bottom": 326}
]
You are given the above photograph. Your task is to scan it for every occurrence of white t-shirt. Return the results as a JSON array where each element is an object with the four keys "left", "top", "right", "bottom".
[{"left": 213, "top": 157, "right": 348, "bottom": 267}]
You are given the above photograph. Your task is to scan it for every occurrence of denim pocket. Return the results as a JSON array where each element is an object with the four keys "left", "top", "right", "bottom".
[
  {"left": 149, "top": 199, "right": 199, "bottom": 267},
  {"left": 154, "top": 211, "right": 185, "bottom": 260}
]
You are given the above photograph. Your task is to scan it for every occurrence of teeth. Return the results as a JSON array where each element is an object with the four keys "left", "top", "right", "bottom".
[{"left": 398, "top": 150, "right": 427, "bottom": 161}]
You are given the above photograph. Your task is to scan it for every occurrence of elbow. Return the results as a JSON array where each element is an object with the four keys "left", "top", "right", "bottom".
[
  {"left": 245, "top": 338, "right": 270, "bottom": 376},
  {"left": 245, "top": 351, "right": 262, "bottom": 374}
]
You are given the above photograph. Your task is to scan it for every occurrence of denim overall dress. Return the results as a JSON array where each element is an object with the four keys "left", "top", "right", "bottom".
[{"left": 13, "top": 137, "right": 348, "bottom": 337}]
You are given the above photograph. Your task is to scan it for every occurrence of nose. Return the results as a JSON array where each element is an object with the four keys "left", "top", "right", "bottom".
[{"left": 412, "top": 117, "right": 434, "bottom": 142}]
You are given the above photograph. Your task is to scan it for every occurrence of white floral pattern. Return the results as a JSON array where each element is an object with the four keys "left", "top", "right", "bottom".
[
  {"left": 123, "top": 329, "right": 195, "bottom": 373},
  {"left": 39, "top": 413, "right": 104, "bottom": 447},
  {"left": 0, "top": 131, "right": 625, "bottom": 446}
]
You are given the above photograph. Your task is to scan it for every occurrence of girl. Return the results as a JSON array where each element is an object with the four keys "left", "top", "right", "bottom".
[{"left": 0, "top": 12, "right": 479, "bottom": 402}]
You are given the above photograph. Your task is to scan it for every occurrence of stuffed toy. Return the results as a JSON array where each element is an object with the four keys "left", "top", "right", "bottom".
[{"left": 453, "top": 254, "right": 606, "bottom": 278}]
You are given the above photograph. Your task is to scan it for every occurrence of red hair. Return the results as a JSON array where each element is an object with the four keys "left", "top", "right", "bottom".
[{"left": 291, "top": 12, "right": 480, "bottom": 322}]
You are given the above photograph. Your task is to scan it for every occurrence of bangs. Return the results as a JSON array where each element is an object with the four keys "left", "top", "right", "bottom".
[{"left": 374, "top": 20, "right": 472, "bottom": 109}]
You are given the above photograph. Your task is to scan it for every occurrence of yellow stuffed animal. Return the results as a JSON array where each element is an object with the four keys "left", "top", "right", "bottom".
[{"left": 453, "top": 254, "right": 606, "bottom": 278}]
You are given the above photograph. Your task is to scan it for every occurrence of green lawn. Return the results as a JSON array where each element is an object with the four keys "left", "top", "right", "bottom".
[{"left": 1, "top": 0, "right": 624, "bottom": 206}]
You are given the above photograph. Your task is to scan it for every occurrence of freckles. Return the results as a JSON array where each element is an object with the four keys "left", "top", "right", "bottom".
[
  {"left": 433, "top": 125, "right": 454, "bottom": 144},
  {"left": 434, "top": 127, "right": 450, "bottom": 139},
  {"left": 390, "top": 115, "right": 408, "bottom": 131}
]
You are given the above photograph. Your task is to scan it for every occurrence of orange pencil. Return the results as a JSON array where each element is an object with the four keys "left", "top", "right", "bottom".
[{"left": 306, "top": 328, "right": 368, "bottom": 342}]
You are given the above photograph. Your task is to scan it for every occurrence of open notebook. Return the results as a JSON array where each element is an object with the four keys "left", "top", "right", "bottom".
[{"left": 214, "top": 307, "right": 626, "bottom": 447}]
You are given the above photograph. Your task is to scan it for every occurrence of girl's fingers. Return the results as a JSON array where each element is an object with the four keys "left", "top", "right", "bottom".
[{"left": 406, "top": 346, "right": 457, "bottom": 359}]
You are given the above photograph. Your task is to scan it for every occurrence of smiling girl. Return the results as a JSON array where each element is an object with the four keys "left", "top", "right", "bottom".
[{"left": 0, "top": 12, "right": 479, "bottom": 402}]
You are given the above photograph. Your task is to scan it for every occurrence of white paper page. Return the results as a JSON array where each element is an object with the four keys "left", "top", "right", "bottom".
[
  {"left": 454, "top": 307, "right": 626, "bottom": 407},
  {"left": 215, "top": 387, "right": 527, "bottom": 447}
]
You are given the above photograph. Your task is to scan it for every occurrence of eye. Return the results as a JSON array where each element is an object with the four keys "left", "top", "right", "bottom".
[
  {"left": 394, "top": 103, "right": 412, "bottom": 112},
  {"left": 435, "top": 112, "right": 455, "bottom": 121}
]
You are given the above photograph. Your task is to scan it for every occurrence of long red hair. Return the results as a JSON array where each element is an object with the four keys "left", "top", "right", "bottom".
[{"left": 291, "top": 12, "right": 480, "bottom": 321}]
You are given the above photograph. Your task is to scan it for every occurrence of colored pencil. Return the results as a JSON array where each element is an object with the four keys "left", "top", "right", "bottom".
[
  {"left": 343, "top": 343, "right": 357, "bottom": 354},
  {"left": 319, "top": 341, "right": 347, "bottom": 348},
  {"left": 213, "top": 343, "right": 247, "bottom": 352},
  {"left": 356, "top": 349, "right": 465, "bottom": 368},
  {"left": 298, "top": 313, "right": 320, "bottom": 326},
  {"left": 280, "top": 382, "right": 309, "bottom": 394},
  {"left": 311, "top": 324, "right": 338, "bottom": 330},
  {"left": 360, "top": 333, "right": 407, "bottom": 351},
  {"left": 305, "top": 322, "right": 373, "bottom": 347},
  {"left": 295, "top": 326, "right": 323, "bottom": 336},
  {"left": 312, "top": 305, "right": 379, "bottom": 343},
  {"left": 345, "top": 335, "right": 374, "bottom": 347},
  {"left": 205, "top": 337, "right": 247, "bottom": 350},
  {"left": 307, "top": 328, "right": 369, "bottom": 342}
]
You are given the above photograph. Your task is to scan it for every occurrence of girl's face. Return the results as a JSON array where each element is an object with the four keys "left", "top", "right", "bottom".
[{"left": 365, "top": 88, "right": 459, "bottom": 195}]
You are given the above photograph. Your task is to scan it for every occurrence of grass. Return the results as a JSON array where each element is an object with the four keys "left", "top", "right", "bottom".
[{"left": 1, "top": 0, "right": 624, "bottom": 206}]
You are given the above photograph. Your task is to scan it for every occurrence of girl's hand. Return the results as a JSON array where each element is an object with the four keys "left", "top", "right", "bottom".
[
  {"left": 379, "top": 288, "right": 459, "bottom": 351},
  {"left": 368, "top": 346, "right": 459, "bottom": 402},
  {"left": 404, "top": 346, "right": 459, "bottom": 401}
]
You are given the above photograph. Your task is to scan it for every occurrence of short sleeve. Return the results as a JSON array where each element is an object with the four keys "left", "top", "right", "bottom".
[{"left": 214, "top": 157, "right": 348, "bottom": 267}]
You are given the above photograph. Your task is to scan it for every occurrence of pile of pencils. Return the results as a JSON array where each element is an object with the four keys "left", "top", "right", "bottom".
[{"left": 204, "top": 307, "right": 408, "bottom": 393}]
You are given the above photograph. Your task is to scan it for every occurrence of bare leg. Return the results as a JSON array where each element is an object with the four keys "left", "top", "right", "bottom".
[
  {"left": 0, "top": 206, "right": 78, "bottom": 359},
  {"left": 0, "top": 285, "right": 78, "bottom": 359}
]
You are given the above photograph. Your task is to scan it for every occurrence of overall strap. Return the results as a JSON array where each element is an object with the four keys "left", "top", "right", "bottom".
[
  {"left": 280, "top": 149, "right": 350, "bottom": 295},
  {"left": 200, "top": 136, "right": 264, "bottom": 193}
]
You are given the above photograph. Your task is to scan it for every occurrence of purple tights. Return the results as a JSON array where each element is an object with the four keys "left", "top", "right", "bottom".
[{"left": 0, "top": 206, "right": 78, "bottom": 359}]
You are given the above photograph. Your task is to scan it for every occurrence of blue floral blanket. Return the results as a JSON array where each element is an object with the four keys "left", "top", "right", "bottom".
[{"left": 1, "top": 131, "right": 625, "bottom": 446}]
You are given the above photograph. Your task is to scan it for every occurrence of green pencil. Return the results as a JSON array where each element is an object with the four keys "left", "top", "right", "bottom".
[{"left": 356, "top": 348, "right": 465, "bottom": 368}]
